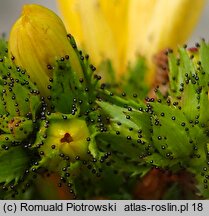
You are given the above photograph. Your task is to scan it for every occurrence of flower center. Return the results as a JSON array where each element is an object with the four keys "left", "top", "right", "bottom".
[{"left": 60, "top": 132, "right": 73, "bottom": 143}]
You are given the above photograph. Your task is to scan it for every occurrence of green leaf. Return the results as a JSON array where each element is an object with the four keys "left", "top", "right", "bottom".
[
  {"left": 178, "top": 47, "right": 196, "bottom": 76},
  {"left": 96, "top": 132, "right": 144, "bottom": 159},
  {"left": 0, "top": 38, "right": 8, "bottom": 57},
  {"left": 151, "top": 102, "right": 193, "bottom": 159},
  {"left": 97, "top": 60, "right": 116, "bottom": 84},
  {"left": 0, "top": 55, "right": 41, "bottom": 118},
  {"left": 168, "top": 52, "right": 179, "bottom": 93},
  {"left": 0, "top": 147, "right": 30, "bottom": 185},
  {"left": 181, "top": 81, "right": 199, "bottom": 121},
  {"left": 192, "top": 167, "right": 209, "bottom": 199},
  {"left": 144, "top": 153, "right": 177, "bottom": 170},
  {"left": 51, "top": 60, "right": 75, "bottom": 113},
  {"left": 97, "top": 101, "right": 138, "bottom": 129},
  {"left": 122, "top": 57, "right": 149, "bottom": 100},
  {"left": 200, "top": 40, "right": 209, "bottom": 83}
]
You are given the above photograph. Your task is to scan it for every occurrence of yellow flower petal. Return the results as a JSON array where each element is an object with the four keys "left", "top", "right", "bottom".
[
  {"left": 57, "top": 0, "right": 120, "bottom": 73},
  {"left": 127, "top": 0, "right": 206, "bottom": 84},
  {"left": 99, "top": 0, "right": 129, "bottom": 75},
  {"left": 9, "top": 4, "right": 82, "bottom": 96},
  {"left": 57, "top": 0, "right": 83, "bottom": 43},
  {"left": 58, "top": 0, "right": 205, "bottom": 83}
]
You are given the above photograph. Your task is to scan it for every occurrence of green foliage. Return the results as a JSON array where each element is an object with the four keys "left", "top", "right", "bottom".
[
  {"left": 1, "top": 36, "right": 209, "bottom": 200},
  {"left": 122, "top": 57, "right": 149, "bottom": 100},
  {"left": 51, "top": 35, "right": 99, "bottom": 114},
  {"left": 0, "top": 147, "right": 30, "bottom": 185},
  {"left": 95, "top": 41, "right": 209, "bottom": 198}
]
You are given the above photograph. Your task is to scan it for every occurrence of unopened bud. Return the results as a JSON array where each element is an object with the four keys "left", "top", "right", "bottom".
[{"left": 8, "top": 4, "right": 82, "bottom": 97}]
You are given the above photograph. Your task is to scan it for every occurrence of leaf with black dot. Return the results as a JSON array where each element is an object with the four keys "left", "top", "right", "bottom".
[
  {"left": 121, "top": 57, "right": 148, "bottom": 100},
  {"left": 181, "top": 81, "right": 199, "bottom": 121},
  {"left": 144, "top": 153, "right": 178, "bottom": 170},
  {"left": 151, "top": 102, "right": 193, "bottom": 159},
  {"left": 96, "top": 131, "right": 147, "bottom": 159},
  {"left": 51, "top": 60, "right": 76, "bottom": 113},
  {"left": 0, "top": 146, "right": 30, "bottom": 185},
  {"left": 0, "top": 38, "right": 8, "bottom": 57},
  {"left": 199, "top": 89, "right": 209, "bottom": 124},
  {"left": 128, "top": 110, "right": 152, "bottom": 142},
  {"left": 178, "top": 47, "right": 196, "bottom": 77},
  {"left": 191, "top": 167, "right": 209, "bottom": 199},
  {"left": 200, "top": 40, "right": 209, "bottom": 82},
  {"left": 168, "top": 51, "right": 179, "bottom": 93},
  {"left": 97, "top": 101, "right": 139, "bottom": 130},
  {"left": 0, "top": 54, "right": 41, "bottom": 118}
]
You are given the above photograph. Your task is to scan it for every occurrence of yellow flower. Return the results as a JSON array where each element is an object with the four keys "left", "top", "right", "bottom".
[
  {"left": 57, "top": 0, "right": 205, "bottom": 84},
  {"left": 8, "top": 4, "right": 82, "bottom": 97}
]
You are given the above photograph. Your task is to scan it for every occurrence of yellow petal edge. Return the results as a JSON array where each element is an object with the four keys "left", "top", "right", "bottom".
[{"left": 57, "top": 0, "right": 205, "bottom": 84}]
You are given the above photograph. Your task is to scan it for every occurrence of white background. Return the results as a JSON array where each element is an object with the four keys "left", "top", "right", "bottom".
[{"left": 0, "top": 0, "right": 209, "bottom": 46}]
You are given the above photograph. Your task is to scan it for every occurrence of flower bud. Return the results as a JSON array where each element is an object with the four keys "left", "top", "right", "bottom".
[
  {"left": 8, "top": 4, "right": 82, "bottom": 97},
  {"left": 38, "top": 114, "right": 90, "bottom": 163}
]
